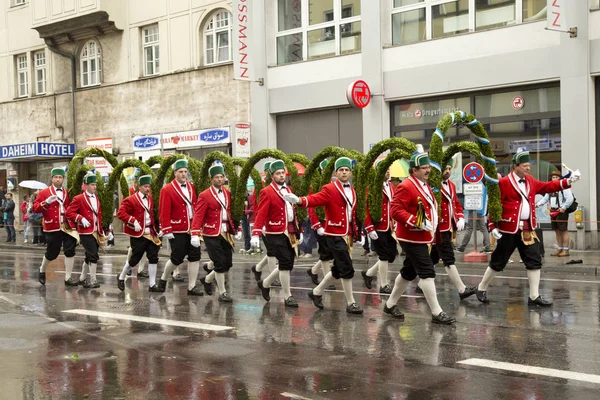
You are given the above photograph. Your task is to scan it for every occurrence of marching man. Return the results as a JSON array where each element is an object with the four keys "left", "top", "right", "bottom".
[
  {"left": 385, "top": 152, "right": 455, "bottom": 324},
  {"left": 361, "top": 161, "right": 396, "bottom": 294},
  {"left": 251, "top": 160, "right": 301, "bottom": 308},
  {"left": 66, "top": 172, "right": 105, "bottom": 289},
  {"left": 285, "top": 157, "right": 363, "bottom": 315},
  {"left": 158, "top": 158, "right": 203, "bottom": 295},
  {"left": 476, "top": 149, "right": 581, "bottom": 305},
  {"left": 193, "top": 163, "right": 242, "bottom": 303},
  {"left": 116, "top": 175, "right": 162, "bottom": 292},
  {"left": 34, "top": 167, "right": 78, "bottom": 286}
]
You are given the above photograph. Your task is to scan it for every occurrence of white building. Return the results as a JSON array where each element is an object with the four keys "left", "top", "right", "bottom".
[{"left": 248, "top": 0, "right": 600, "bottom": 248}]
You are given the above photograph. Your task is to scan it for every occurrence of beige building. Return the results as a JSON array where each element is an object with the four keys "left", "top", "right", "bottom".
[{"left": 0, "top": 0, "right": 250, "bottom": 200}]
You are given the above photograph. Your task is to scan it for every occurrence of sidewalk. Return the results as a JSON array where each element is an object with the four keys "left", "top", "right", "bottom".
[{"left": 2, "top": 234, "right": 598, "bottom": 275}]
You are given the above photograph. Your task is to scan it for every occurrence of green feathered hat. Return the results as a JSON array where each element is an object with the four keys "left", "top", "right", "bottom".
[
  {"left": 84, "top": 172, "right": 97, "bottom": 184},
  {"left": 209, "top": 163, "right": 225, "bottom": 178},
  {"left": 138, "top": 175, "right": 152, "bottom": 186},
  {"left": 269, "top": 160, "right": 285, "bottom": 175},
  {"left": 173, "top": 158, "right": 188, "bottom": 171},
  {"left": 334, "top": 157, "right": 353, "bottom": 171},
  {"left": 409, "top": 153, "right": 430, "bottom": 169},
  {"left": 512, "top": 149, "right": 530, "bottom": 165},
  {"left": 51, "top": 167, "right": 65, "bottom": 177}
]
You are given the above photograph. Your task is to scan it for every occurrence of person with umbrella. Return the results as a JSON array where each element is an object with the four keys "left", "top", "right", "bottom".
[{"left": 33, "top": 168, "right": 79, "bottom": 286}]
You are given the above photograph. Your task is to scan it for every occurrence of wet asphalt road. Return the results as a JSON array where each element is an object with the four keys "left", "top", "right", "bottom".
[{"left": 1, "top": 249, "right": 600, "bottom": 399}]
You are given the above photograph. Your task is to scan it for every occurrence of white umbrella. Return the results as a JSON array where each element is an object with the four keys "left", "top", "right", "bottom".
[{"left": 18, "top": 180, "right": 48, "bottom": 190}]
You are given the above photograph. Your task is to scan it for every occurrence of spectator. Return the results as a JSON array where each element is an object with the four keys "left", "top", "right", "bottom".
[
  {"left": 2, "top": 192, "right": 16, "bottom": 243},
  {"left": 243, "top": 180, "right": 263, "bottom": 254},
  {"left": 536, "top": 170, "right": 574, "bottom": 257},
  {"left": 0, "top": 185, "right": 5, "bottom": 228},
  {"left": 28, "top": 191, "right": 44, "bottom": 245},
  {"left": 21, "top": 194, "right": 30, "bottom": 243}
]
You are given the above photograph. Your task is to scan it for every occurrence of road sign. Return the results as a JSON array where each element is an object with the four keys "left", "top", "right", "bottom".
[
  {"left": 463, "top": 162, "right": 484, "bottom": 184},
  {"left": 464, "top": 195, "right": 483, "bottom": 210},
  {"left": 463, "top": 183, "right": 483, "bottom": 195}
]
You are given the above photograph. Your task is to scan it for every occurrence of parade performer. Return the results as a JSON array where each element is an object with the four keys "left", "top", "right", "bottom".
[
  {"left": 476, "top": 150, "right": 581, "bottom": 305},
  {"left": 157, "top": 159, "right": 203, "bottom": 295},
  {"left": 251, "top": 160, "right": 301, "bottom": 307},
  {"left": 361, "top": 161, "right": 396, "bottom": 294},
  {"left": 193, "top": 163, "right": 242, "bottom": 303},
  {"left": 116, "top": 175, "right": 162, "bottom": 292},
  {"left": 384, "top": 152, "right": 456, "bottom": 324},
  {"left": 34, "top": 167, "right": 78, "bottom": 286},
  {"left": 285, "top": 157, "right": 363, "bottom": 314},
  {"left": 66, "top": 172, "right": 105, "bottom": 289}
]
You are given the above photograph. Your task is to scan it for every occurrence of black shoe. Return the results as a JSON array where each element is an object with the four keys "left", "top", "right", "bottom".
[
  {"left": 171, "top": 272, "right": 185, "bottom": 282},
  {"left": 251, "top": 265, "right": 262, "bottom": 282},
  {"left": 64, "top": 278, "right": 79, "bottom": 287},
  {"left": 187, "top": 286, "right": 204, "bottom": 296},
  {"left": 203, "top": 264, "right": 211, "bottom": 274},
  {"left": 271, "top": 280, "right": 281, "bottom": 287},
  {"left": 415, "top": 285, "right": 423, "bottom": 294},
  {"left": 218, "top": 293, "right": 233, "bottom": 303},
  {"left": 432, "top": 311, "right": 456, "bottom": 324},
  {"left": 455, "top": 247, "right": 465, "bottom": 253},
  {"left": 159, "top": 279, "right": 168, "bottom": 291},
  {"left": 149, "top": 284, "right": 164, "bottom": 293},
  {"left": 459, "top": 286, "right": 477, "bottom": 300},
  {"left": 361, "top": 270, "right": 374, "bottom": 289},
  {"left": 308, "top": 291, "right": 324, "bottom": 309},
  {"left": 346, "top": 303, "right": 363, "bottom": 314},
  {"left": 127, "top": 269, "right": 132, "bottom": 276},
  {"left": 476, "top": 289, "right": 489, "bottom": 303},
  {"left": 137, "top": 270, "right": 149, "bottom": 278},
  {"left": 257, "top": 280, "right": 271, "bottom": 302},
  {"left": 117, "top": 274, "right": 125, "bottom": 291},
  {"left": 306, "top": 269, "right": 320, "bottom": 285},
  {"left": 327, "top": 284, "right": 336, "bottom": 290},
  {"left": 83, "top": 279, "right": 100, "bottom": 289},
  {"left": 78, "top": 279, "right": 86, "bottom": 286},
  {"left": 200, "top": 277, "right": 213, "bottom": 296},
  {"left": 284, "top": 296, "right": 299, "bottom": 308},
  {"left": 528, "top": 296, "right": 553, "bottom": 306},
  {"left": 379, "top": 285, "right": 392, "bottom": 295},
  {"left": 383, "top": 304, "right": 405, "bottom": 319},
  {"left": 38, "top": 272, "right": 46, "bottom": 285}
]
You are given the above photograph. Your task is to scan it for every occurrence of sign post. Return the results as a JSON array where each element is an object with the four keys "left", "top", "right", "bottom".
[{"left": 462, "top": 162, "right": 489, "bottom": 263}]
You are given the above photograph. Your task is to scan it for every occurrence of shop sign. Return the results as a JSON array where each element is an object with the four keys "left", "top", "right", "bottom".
[
  {"left": 84, "top": 157, "right": 113, "bottom": 174},
  {"left": 133, "top": 136, "right": 160, "bottom": 150},
  {"left": 547, "top": 0, "right": 568, "bottom": 32},
  {"left": 509, "top": 138, "right": 561, "bottom": 153},
  {"left": 234, "top": 123, "right": 251, "bottom": 158},
  {"left": 86, "top": 137, "right": 113, "bottom": 151},
  {"left": 199, "top": 129, "right": 229, "bottom": 143},
  {"left": 132, "top": 128, "right": 231, "bottom": 151},
  {"left": 512, "top": 96, "right": 525, "bottom": 111},
  {"left": 233, "top": 0, "right": 252, "bottom": 81},
  {"left": 400, "top": 106, "right": 460, "bottom": 119},
  {"left": 8, "top": 169, "right": 17, "bottom": 177},
  {"left": 346, "top": 80, "right": 371, "bottom": 108},
  {"left": 0, "top": 142, "right": 74, "bottom": 160}
]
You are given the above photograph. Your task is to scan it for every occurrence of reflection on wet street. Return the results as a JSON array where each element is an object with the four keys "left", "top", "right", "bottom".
[{"left": 1, "top": 250, "right": 600, "bottom": 399}]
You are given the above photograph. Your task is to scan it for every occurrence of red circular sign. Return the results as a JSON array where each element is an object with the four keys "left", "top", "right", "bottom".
[
  {"left": 346, "top": 80, "right": 371, "bottom": 108},
  {"left": 415, "top": 109, "right": 422, "bottom": 118},
  {"left": 512, "top": 96, "right": 525, "bottom": 110},
  {"left": 463, "top": 162, "right": 484, "bottom": 183}
]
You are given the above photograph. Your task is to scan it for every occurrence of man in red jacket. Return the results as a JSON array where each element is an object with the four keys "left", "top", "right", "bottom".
[
  {"left": 116, "top": 175, "right": 162, "bottom": 292},
  {"left": 251, "top": 160, "right": 301, "bottom": 308},
  {"left": 66, "top": 172, "right": 105, "bottom": 289},
  {"left": 193, "top": 163, "right": 242, "bottom": 302},
  {"left": 385, "top": 152, "right": 455, "bottom": 324},
  {"left": 476, "top": 149, "right": 581, "bottom": 305},
  {"left": 361, "top": 161, "right": 396, "bottom": 294},
  {"left": 286, "top": 157, "right": 363, "bottom": 315},
  {"left": 34, "top": 167, "right": 78, "bottom": 286},
  {"left": 158, "top": 158, "right": 202, "bottom": 295}
]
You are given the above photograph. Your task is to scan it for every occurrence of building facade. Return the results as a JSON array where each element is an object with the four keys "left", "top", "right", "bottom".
[{"left": 249, "top": 0, "right": 600, "bottom": 248}]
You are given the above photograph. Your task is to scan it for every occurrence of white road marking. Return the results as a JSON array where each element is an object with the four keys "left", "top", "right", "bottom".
[
  {"left": 457, "top": 358, "right": 600, "bottom": 384},
  {"left": 0, "top": 295, "right": 18, "bottom": 305},
  {"left": 280, "top": 392, "right": 314, "bottom": 400},
  {"left": 62, "top": 309, "right": 233, "bottom": 331}
]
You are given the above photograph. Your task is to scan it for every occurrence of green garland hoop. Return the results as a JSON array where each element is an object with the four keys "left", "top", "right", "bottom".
[
  {"left": 105, "top": 159, "right": 155, "bottom": 225},
  {"left": 198, "top": 151, "right": 236, "bottom": 193}
]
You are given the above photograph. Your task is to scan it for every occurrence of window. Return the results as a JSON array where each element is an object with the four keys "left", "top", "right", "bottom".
[
  {"left": 475, "top": 0, "right": 515, "bottom": 31},
  {"left": 13, "top": 0, "right": 26, "bottom": 6},
  {"left": 80, "top": 41, "right": 101, "bottom": 87},
  {"left": 276, "top": 0, "right": 361, "bottom": 65},
  {"left": 143, "top": 25, "right": 160, "bottom": 76},
  {"left": 522, "top": 0, "right": 546, "bottom": 22},
  {"left": 16, "top": 54, "right": 28, "bottom": 98},
  {"left": 35, "top": 51, "right": 46, "bottom": 95},
  {"left": 204, "top": 11, "right": 233, "bottom": 65}
]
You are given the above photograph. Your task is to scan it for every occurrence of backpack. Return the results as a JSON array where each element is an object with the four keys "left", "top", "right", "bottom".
[{"left": 560, "top": 191, "right": 578, "bottom": 213}]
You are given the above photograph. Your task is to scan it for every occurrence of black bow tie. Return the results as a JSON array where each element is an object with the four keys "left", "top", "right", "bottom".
[
  {"left": 218, "top": 189, "right": 223, "bottom": 194},
  {"left": 180, "top": 184, "right": 187, "bottom": 188},
  {"left": 280, "top": 185, "right": 286, "bottom": 190},
  {"left": 88, "top": 195, "right": 95, "bottom": 198},
  {"left": 143, "top": 195, "right": 148, "bottom": 199},
  {"left": 343, "top": 184, "right": 350, "bottom": 188},
  {"left": 519, "top": 179, "right": 525, "bottom": 184},
  {"left": 55, "top": 188, "right": 62, "bottom": 191}
]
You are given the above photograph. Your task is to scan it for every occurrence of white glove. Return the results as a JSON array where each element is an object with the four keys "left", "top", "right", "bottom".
[
  {"left": 234, "top": 231, "right": 243, "bottom": 241},
  {"left": 46, "top": 195, "right": 58, "bottom": 204},
  {"left": 357, "top": 235, "right": 365, "bottom": 247},
  {"left": 250, "top": 235, "right": 260, "bottom": 248},
  {"left": 422, "top": 220, "right": 433, "bottom": 232},
  {"left": 81, "top": 218, "right": 91, "bottom": 228},
  {"left": 491, "top": 228, "right": 502, "bottom": 240},
  {"left": 456, "top": 218, "right": 465, "bottom": 231},
  {"left": 368, "top": 231, "right": 379, "bottom": 241},
  {"left": 133, "top": 220, "right": 142, "bottom": 232},
  {"left": 190, "top": 235, "right": 201, "bottom": 248},
  {"left": 164, "top": 233, "right": 175, "bottom": 240},
  {"left": 283, "top": 193, "right": 300, "bottom": 204},
  {"left": 299, "top": 233, "right": 304, "bottom": 243},
  {"left": 316, "top": 227, "right": 325, "bottom": 236},
  {"left": 535, "top": 202, "right": 543, "bottom": 208},
  {"left": 107, "top": 232, "right": 114, "bottom": 241},
  {"left": 568, "top": 169, "right": 581, "bottom": 184}
]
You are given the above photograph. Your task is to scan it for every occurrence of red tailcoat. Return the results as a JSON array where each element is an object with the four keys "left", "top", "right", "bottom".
[
  {"left": 307, "top": 186, "right": 324, "bottom": 230},
  {"left": 252, "top": 182, "right": 299, "bottom": 236},
  {"left": 117, "top": 192, "right": 158, "bottom": 238},
  {"left": 489, "top": 172, "right": 571, "bottom": 234},
  {"left": 32, "top": 186, "right": 71, "bottom": 232},
  {"left": 66, "top": 193, "right": 104, "bottom": 235},
  {"left": 299, "top": 180, "right": 357, "bottom": 237},
  {"left": 191, "top": 186, "right": 235, "bottom": 237},
  {"left": 438, "top": 180, "right": 464, "bottom": 232},
  {"left": 159, "top": 180, "right": 197, "bottom": 234},
  {"left": 391, "top": 176, "right": 438, "bottom": 244},
  {"left": 364, "top": 183, "right": 395, "bottom": 233}
]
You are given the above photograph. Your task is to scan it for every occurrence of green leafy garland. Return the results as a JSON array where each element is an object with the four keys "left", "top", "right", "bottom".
[
  {"left": 232, "top": 157, "right": 262, "bottom": 206},
  {"left": 198, "top": 151, "right": 237, "bottom": 194}
]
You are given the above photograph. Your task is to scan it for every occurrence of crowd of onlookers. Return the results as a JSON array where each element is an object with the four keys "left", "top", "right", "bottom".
[{"left": 0, "top": 186, "right": 46, "bottom": 245}]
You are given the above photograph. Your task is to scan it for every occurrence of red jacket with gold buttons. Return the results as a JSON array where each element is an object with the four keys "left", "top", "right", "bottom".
[
  {"left": 66, "top": 193, "right": 104, "bottom": 235},
  {"left": 252, "top": 182, "right": 299, "bottom": 236},
  {"left": 364, "top": 183, "right": 395, "bottom": 233},
  {"left": 32, "top": 186, "right": 71, "bottom": 232},
  {"left": 117, "top": 192, "right": 158, "bottom": 238},
  {"left": 159, "top": 180, "right": 197, "bottom": 234},
  {"left": 391, "top": 176, "right": 438, "bottom": 244},
  {"left": 438, "top": 179, "right": 464, "bottom": 232},
  {"left": 191, "top": 186, "right": 235, "bottom": 237}
]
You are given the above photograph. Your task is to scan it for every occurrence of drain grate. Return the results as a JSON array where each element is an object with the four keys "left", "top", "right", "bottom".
[{"left": 103, "top": 301, "right": 151, "bottom": 309}]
